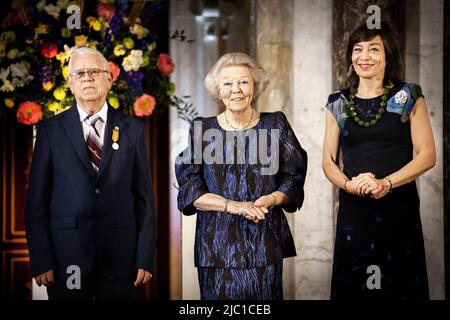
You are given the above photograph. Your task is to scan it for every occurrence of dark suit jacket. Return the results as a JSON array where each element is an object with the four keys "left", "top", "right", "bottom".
[{"left": 25, "top": 104, "right": 156, "bottom": 279}]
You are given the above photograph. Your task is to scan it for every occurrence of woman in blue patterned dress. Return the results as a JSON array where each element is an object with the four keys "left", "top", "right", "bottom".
[
  {"left": 175, "top": 52, "right": 307, "bottom": 300},
  {"left": 322, "top": 23, "right": 436, "bottom": 300}
]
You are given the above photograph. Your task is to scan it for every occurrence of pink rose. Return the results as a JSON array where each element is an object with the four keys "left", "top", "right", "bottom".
[
  {"left": 133, "top": 94, "right": 156, "bottom": 117},
  {"left": 17, "top": 101, "right": 43, "bottom": 125},
  {"left": 157, "top": 53, "right": 175, "bottom": 76},
  {"left": 96, "top": 3, "right": 116, "bottom": 22}
]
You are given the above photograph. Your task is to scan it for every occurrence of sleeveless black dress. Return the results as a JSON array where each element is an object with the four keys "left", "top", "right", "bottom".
[{"left": 326, "top": 82, "right": 429, "bottom": 300}]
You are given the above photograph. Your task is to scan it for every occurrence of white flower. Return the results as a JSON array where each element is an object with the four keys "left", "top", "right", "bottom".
[
  {"left": 122, "top": 50, "right": 143, "bottom": 72},
  {"left": 36, "top": 0, "right": 46, "bottom": 12},
  {"left": 44, "top": 4, "right": 61, "bottom": 19},
  {"left": 0, "top": 67, "right": 10, "bottom": 82},
  {"left": 8, "top": 61, "right": 33, "bottom": 88},
  {"left": 57, "top": 0, "right": 70, "bottom": 9},
  {"left": 394, "top": 90, "right": 408, "bottom": 104}
]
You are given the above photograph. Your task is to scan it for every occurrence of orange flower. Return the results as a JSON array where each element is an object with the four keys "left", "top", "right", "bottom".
[
  {"left": 42, "top": 81, "right": 53, "bottom": 91},
  {"left": 108, "top": 61, "right": 120, "bottom": 82},
  {"left": 133, "top": 94, "right": 156, "bottom": 117},
  {"left": 16, "top": 101, "right": 43, "bottom": 125},
  {"left": 156, "top": 53, "right": 175, "bottom": 76},
  {"left": 40, "top": 41, "right": 58, "bottom": 59}
]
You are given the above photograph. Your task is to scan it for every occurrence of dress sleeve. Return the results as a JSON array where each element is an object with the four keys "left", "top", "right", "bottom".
[
  {"left": 386, "top": 83, "right": 425, "bottom": 121},
  {"left": 275, "top": 112, "right": 308, "bottom": 213},
  {"left": 409, "top": 83, "right": 424, "bottom": 102},
  {"left": 325, "top": 91, "right": 343, "bottom": 121},
  {"left": 175, "top": 119, "right": 209, "bottom": 215}
]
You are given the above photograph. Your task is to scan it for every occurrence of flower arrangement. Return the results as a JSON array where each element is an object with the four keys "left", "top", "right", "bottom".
[{"left": 0, "top": 0, "right": 195, "bottom": 125}]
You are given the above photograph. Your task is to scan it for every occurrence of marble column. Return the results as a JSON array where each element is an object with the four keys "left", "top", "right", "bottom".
[
  {"left": 405, "top": 0, "right": 445, "bottom": 300},
  {"left": 408, "top": 0, "right": 444, "bottom": 300},
  {"left": 255, "top": 0, "right": 296, "bottom": 299},
  {"left": 292, "top": 0, "right": 334, "bottom": 299},
  {"left": 255, "top": 0, "right": 334, "bottom": 299}
]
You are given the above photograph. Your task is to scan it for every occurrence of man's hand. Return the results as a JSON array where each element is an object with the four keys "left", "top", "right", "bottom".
[
  {"left": 35, "top": 269, "right": 54, "bottom": 287},
  {"left": 134, "top": 268, "right": 152, "bottom": 287}
]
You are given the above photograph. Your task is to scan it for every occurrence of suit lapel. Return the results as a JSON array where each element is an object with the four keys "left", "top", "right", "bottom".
[
  {"left": 96, "top": 106, "right": 123, "bottom": 181},
  {"left": 62, "top": 105, "right": 95, "bottom": 178}
]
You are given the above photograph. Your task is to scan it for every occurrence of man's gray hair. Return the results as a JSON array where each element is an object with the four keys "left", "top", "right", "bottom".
[{"left": 68, "top": 47, "right": 109, "bottom": 73}]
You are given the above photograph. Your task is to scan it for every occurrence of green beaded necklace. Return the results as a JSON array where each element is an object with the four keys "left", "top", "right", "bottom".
[{"left": 348, "top": 85, "right": 390, "bottom": 128}]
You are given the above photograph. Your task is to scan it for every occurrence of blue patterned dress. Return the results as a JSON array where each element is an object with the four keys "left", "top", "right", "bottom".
[
  {"left": 175, "top": 111, "right": 307, "bottom": 300},
  {"left": 326, "top": 82, "right": 429, "bottom": 300}
]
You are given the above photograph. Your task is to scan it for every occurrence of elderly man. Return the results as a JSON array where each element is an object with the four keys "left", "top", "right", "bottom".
[{"left": 25, "top": 47, "right": 155, "bottom": 299}]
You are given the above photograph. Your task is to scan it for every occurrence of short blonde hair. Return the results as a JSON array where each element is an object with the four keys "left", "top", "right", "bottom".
[{"left": 204, "top": 52, "right": 269, "bottom": 104}]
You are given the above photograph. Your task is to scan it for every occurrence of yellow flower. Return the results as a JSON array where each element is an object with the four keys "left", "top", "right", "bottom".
[
  {"left": 61, "top": 27, "right": 71, "bottom": 38},
  {"left": 35, "top": 23, "right": 49, "bottom": 35},
  {"left": 62, "top": 66, "right": 69, "bottom": 80},
  {"left": 0, "top": 31, "right": 16, "bottom": 43},
  {"left": 89, "top": 40, "right": 98, "bottom": 49},
  {"left": 53, "top": 87, "right": 66, "bottom": 101},
  {"left": 4, "top": 98, "right": 14, "bottom": 108},
  {"left": 113, "top": 44, "right": 126, "bottom": 56},
  {"left": 166, "top": 82, "right": 176, "bottom": 96},
  {"left": 86, "top": 16, "right": 96, "bottom": 27},
  {"left": 108, "top": 96, "right": 120, "bottom": 109},
  {"left": 42, "top": 81, "right": 54, "bottom": 91},
  {"left": 0, "top": 80, "right": 14, "bottom": 92},
  {"left": 123, "top": 37, "right": 134, "bottom": 49},
  {"left": 147, "top": 42, "right": 156, "bottom": 52},
  {"left": 6, "top": 49, "right": 19, "bottom": 59},
  {"left": 48, "top": 101, "right": 61, "bottom": 112},
  {"left": 75, "top": 35, "right": 88, "bottom": 47},
  {"left": 93, "top": 20, "right": 102, "bottom": 31},
  {"left": 130, "top": 24, "right": 148, "bottom": 39},
  {"left": 56, "top": 45, "right": 76, "bottom": 65},
  {"left": 140, "top": 54, "right": 149, "bottom": 68}
]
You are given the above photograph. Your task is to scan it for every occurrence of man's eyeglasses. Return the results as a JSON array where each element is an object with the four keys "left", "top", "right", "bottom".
[{"left": 70, "top": 68, "right": 110, "bottom": 80}]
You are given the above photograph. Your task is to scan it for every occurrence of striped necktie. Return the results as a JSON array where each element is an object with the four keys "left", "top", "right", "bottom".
[{"left": 85, "top": 114, "right": 103, "bottom": 172}]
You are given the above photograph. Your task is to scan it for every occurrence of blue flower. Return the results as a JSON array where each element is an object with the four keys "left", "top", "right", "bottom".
[
  {"left": 38, "top": 66, "right": 54, "bottom": 83},
  {"left": 123, "top": 71, "right": 144, "bottom": 97},
  {"left": 109, "top": 14, "right": 123, "bottom": 36}
]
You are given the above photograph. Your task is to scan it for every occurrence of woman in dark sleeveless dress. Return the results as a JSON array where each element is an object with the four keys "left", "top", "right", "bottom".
[
  {"left": 175, "top": 52, "right": 307, "bottom": 300},
  {"left": 322, "top": 23, "right": 436, "bottom": 300}
]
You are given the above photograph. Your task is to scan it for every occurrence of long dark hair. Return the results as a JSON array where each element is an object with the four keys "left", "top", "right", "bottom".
[{"left": 346, "top": 22, "right": 404, "bottom": 88}]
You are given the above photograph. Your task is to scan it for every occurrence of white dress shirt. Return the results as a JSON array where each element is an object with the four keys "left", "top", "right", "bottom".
[{"left": 77, "top": 102, "right": 108, "bottom": 144}]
